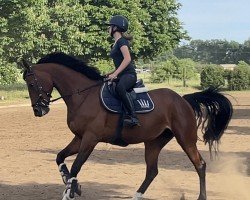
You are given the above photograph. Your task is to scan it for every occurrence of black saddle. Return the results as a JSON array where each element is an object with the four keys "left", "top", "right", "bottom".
[{"left": 100, "top": 79, "right": 154, "bottom": 114}]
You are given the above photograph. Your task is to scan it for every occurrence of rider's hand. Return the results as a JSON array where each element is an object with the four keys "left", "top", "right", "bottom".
[{"left": 108, "top": 73, "right": 118, "bottom": 81}]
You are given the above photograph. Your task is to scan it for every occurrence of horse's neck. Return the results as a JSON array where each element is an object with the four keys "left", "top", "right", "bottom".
[{"left": 41, "top": 64, "right": 97, "bottom": 109}]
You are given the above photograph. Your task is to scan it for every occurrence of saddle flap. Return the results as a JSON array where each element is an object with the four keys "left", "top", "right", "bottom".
[{"left": 100, "top": 82, "right": 154, "bottom": 114}]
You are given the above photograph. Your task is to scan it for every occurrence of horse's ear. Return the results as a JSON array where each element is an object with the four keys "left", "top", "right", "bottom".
[{"left": 21, "top": 59, "right": 31, "bottom": 72}]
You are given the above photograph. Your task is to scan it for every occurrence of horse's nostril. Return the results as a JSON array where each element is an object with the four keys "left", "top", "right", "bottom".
[
  {"left": 33, "top": 107, "right": 40, "bottom": 116},
  {"left": 33, "top": 106, "right": 49, "bottom": 117}
]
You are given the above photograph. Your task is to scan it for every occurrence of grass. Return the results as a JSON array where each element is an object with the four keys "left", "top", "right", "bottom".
[
  {"left": 0, "top": 82, "right": 60, "bottom": 106},
  {"left": 0, "top": 83, "right": 30, "bottom": 105},
  {"left": 1, "top": 73, "right": 249, "bottom": 106},
  {"left": 137, "top": 73, "right": 200, "bottom": 94}
]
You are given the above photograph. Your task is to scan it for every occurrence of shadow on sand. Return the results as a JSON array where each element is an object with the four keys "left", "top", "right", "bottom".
[
  {"left": 227, "top": 125, "right": 250, "bottom": 135},
  {"left": 0, "top": 181, "right": 136, "bottom": 200},
  {"left": 28, "top": 147, "right": 250, "bottom": 177}
]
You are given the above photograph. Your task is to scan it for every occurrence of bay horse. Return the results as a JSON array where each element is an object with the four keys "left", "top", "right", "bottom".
[{"left": 22, "top": 52, "right": 233, "bottom": 200}]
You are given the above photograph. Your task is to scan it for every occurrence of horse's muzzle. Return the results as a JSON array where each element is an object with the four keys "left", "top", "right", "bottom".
[{"left": 33, "top": 105, "right": 50, "bottom": 117}]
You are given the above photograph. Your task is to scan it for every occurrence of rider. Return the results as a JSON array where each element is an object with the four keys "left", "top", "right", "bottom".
[{"left": 106, "top": 15, "right": 139, "bottom": 127}]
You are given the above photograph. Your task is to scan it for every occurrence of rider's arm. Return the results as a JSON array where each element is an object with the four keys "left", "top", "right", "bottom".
[{"left": 113, "top": 45, "right": 131, "bottom": 76}]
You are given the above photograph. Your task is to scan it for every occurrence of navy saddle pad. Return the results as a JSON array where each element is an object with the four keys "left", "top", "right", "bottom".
[{"left": 100, "top": 80, "right": 154, "bottom": 114}]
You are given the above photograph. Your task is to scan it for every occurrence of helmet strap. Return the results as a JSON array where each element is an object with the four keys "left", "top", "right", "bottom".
[{"left": 110, "top": 26, "right": 118, "bottom": 37}]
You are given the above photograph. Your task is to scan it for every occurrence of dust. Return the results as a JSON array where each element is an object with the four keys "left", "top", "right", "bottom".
[{"left": 209, "top": 154, "right": 249, "bottom": 200}]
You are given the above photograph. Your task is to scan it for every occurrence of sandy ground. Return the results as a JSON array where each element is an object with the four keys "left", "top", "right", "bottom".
[{"left": 0, "top": 92, "right": 249, "bottom": 200}]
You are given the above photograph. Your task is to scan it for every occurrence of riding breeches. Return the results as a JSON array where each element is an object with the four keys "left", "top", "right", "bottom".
[{"left": 115, "top": 73, "right": 137, "bottom": 115}]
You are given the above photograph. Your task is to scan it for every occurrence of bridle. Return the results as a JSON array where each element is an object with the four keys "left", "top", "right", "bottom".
[
  {"left": 24, "top": 70, "right": 52, "bottom": 108},
  {"left": 24, "top": 68, "right": 107, "bottom": 107}
]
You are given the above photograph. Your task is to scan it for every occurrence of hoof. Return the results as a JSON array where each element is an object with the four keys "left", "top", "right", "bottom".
[
  {"left": 197, "top": 195, "right": 206, "bottom": 200},
  {"left": 76, "top": 184, "right": 82, "bottom": 196},
  {"left": 180, "top": 193, "right": 185, "bottom": 200},
  {"left": 62, "top": 189, "right": 75, "bottom": 200},
  {"left": 197, "top": 193, "right": 206, "bottom": 200},
  {"left": 132, "top": 192, "right": 143, "bottom": 200}
]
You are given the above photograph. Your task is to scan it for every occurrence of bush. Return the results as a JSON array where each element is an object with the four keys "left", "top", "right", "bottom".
[
  {"left": 0, "top": 61, "right": 20, "bottom": 85},
  {"left": 200, "top": 65, "right": 225, "bottom": 89},
  {"left": 227, "top": 62, "right": 250, "bottom": 90}
]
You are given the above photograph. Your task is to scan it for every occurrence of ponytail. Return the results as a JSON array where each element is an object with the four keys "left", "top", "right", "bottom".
[{"left": 122, "top": 32, "right": 133, "bottom": 41}]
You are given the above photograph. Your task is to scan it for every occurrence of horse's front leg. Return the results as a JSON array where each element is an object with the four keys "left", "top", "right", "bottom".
[
  {"left": 62, "top": 132, "right": 97, "bottom": 200},
  {"left": 56, "top": 136, "right": 81, "bottom": 184}
]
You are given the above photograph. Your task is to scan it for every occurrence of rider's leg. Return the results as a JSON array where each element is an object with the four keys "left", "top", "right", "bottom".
[{"left": 115, "top": 73, "right": 139, "bottom": 126}]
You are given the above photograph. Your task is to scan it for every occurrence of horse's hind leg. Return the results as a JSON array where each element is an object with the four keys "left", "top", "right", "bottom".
[
  {"left": 133, "top": 129, "right": 174, "bottom": 199},
  {"left": 174, "top": 128, "right": 207, "bottom": 200},
  {"left": 56, "top": 136, "right": 81, "bottom": 184},
  {"left": 182, "top": 144, "right": 206, "bottom": 200}
]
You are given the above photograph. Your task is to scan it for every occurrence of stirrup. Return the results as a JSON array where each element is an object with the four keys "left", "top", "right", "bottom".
[{"left": 123, "top": 116, "right": 140, "bottom": 127}]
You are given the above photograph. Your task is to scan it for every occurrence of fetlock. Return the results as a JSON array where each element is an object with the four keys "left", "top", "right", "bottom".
[
  {"left": 62, "top": 177, "right": 82, "bottom": 200},
  {"left": 59, "top": 163, "right": 70, "bottom": 185}
]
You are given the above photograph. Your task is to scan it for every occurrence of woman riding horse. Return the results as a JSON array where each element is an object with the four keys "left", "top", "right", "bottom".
[
  {"left": 22, "top": 17, "right": 233, "bottom": 200},
  {"left": 106, "top": 15, "right": 139, "bottom": 127}
]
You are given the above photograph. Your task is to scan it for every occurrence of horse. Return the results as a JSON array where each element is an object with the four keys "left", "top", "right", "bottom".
[{"left": 22, "top": 52, "right": 233, "bottom": 200}]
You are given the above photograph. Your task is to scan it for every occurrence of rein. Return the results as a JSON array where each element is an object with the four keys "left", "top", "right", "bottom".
[
  {"left": 24, "top": 66, "right": 110, "bottom": 106},
  {"left": 50, "top": 80, "right": 107, "bottom": 103}
]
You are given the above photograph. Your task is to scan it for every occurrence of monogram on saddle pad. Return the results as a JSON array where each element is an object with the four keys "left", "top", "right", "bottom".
[{"left": 100, "top": 79, "right": 154, "bottom": 113}]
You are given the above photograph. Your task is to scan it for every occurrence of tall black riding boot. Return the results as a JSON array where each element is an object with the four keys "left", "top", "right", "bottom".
[{"left": 123, "top": 93, "right": 140, "bottom": 127}]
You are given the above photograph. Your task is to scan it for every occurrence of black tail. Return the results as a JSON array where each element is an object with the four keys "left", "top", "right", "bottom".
[{"left": 183, "top": 87, "right": 233, "bottom": 156}]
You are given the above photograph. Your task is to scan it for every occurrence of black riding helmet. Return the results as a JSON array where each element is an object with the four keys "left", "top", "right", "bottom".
[{"left": 106, "top": 15, "right": 129, "bottom": 35}]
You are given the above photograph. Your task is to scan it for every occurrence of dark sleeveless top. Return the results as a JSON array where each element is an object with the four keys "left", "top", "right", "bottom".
[{"left": 110, "top": 37, "right": 136, "bottom": 77}]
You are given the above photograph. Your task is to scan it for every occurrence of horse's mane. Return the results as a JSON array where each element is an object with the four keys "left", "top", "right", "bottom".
[{"left": 37, "top": 52, "right": 103, "bottom": 80}]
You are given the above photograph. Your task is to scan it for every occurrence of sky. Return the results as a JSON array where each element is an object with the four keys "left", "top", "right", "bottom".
[{"left": 178, "top": 0, "right": 250, "bottom": 43}]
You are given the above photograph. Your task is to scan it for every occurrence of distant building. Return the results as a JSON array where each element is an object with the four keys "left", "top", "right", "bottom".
[
  {"left": 220, "top": 64, "right": 237, "bottom": 71},
  {"left": 135, "top": 69, "right": 142, "bottom": 73},
  {"left": 135, "top": 68, "right": 151, "bottom": 73}
]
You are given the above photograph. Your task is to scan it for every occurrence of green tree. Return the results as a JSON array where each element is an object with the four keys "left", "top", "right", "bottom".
[
  {"left": 150, "top": 60, "right": 175, "bottom": 83},
  {"left": 241, "top": 39, "right": 250, "bottom": 64},
  {"left": 150, "top": 57, "right": 197, "bottom": 85},
  {"left": 0, "top": 59, "right": 19, "bottom": 85},
  {"left": 0, "top": 0, "right": 187, "bottom": 64},
  {"left": 178, "top": 58, "right": 197, "bottom": 86},
  {"left": 174, "top": 39, "right": 250, "bottom": 64}
]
